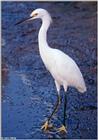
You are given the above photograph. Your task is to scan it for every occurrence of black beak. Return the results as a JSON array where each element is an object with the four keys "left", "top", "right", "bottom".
[{"left": 15, "top": 16, "right": 33, "bottom": 25}]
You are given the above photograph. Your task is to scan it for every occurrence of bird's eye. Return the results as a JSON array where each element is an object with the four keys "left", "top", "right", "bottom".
[{"left": 33, "top": 13, "right": 38, "bottom": 17}]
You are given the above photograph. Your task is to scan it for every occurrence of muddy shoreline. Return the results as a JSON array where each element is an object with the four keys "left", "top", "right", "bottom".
[{"left": 2, "top": 2, "right": 97, "bottom": 139}]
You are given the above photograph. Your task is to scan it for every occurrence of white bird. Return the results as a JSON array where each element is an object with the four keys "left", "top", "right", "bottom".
[{"left": 16, "top": 8, "right": 87, "bottom": 133}]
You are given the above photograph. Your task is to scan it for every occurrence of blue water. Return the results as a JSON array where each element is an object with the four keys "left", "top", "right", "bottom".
[{"left": 2, "top": 2, "right": 97, "bottom": 139}]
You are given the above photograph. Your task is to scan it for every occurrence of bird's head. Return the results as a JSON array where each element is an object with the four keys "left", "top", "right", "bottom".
[
  {"left": 15, "top": 8, "right": 52, "bottom": 25},
  {"left": 30, "top": 8, "right": 50, "bottom": 19}
]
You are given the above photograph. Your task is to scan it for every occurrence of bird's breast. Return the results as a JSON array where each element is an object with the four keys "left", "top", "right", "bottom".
[{"left": 39, "top": 46, "right": 53, "bottom": 70}]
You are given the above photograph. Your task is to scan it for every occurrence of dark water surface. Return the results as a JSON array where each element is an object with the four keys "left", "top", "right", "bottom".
[{"left": 2, "top": 2, "right": 97, "bottom": 139}]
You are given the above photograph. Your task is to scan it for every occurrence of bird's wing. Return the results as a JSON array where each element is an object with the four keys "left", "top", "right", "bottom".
[{"left": 48, "top": 48, "right": 86, "bottom": 91}]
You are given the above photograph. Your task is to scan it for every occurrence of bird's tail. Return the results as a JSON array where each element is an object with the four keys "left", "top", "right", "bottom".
[{"left": 77, "top": 84, "right": 87, "bottom": 93}]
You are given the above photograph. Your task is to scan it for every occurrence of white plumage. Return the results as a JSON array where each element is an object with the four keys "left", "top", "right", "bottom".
[
  {"left": 17, "top": 8, "right": 87, "bottom": 132},
  {"left": 32, "top": 8, "right": 87, "bottom": 93}
]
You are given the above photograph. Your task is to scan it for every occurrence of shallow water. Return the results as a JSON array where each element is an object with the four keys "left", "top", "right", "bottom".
[{"left": 2, "top": 2, "right": 97, "bottom": 139}]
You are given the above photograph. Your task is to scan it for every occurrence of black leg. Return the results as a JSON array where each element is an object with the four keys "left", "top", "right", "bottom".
[
  {"left": 56, "top": 93, "right": 67, "bottom": 133},
  {"left": 41, "top": 81, "right": 61, "bottom": 131},
  {"left": 63, "top": 93, "right": 67, "bottom": 126},
  {"left": 48, "top": 93, "right": 60, "bottom": 122},
  {"left": 41, "top": 93, "right": 60, "bottom": 131}
]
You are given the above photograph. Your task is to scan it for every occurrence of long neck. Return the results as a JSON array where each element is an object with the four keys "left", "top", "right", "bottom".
[{"left": 38, "top": 16, "right": 51, "bottom": 50}]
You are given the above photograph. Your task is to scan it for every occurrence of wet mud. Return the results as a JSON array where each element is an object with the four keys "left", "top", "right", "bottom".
[{"left": 2, "top": 2, "right": 97, "bottom": 139}]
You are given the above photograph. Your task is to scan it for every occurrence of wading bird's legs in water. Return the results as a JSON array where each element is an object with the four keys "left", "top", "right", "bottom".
[
  {"left": 63, "top": 93, "right": 67, "bottom": 126},
  {"left": 58, "top": 84, "right": 67, "bottom": 133},
  {"left": 41, "top": 80, "right": 60, "bottom": 131}
]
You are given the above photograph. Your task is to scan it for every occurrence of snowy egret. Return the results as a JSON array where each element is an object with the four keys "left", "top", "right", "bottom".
[{"left": 16, "top": 8, "right": 87, "bottom": 132}]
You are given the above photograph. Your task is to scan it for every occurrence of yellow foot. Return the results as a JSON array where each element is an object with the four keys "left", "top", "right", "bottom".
[
  {"left": 41, "top": 121, "right": 53, "bottom": 131},
  {"left": 58, "top": 125, "right": 67, "bottom": 133}
]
